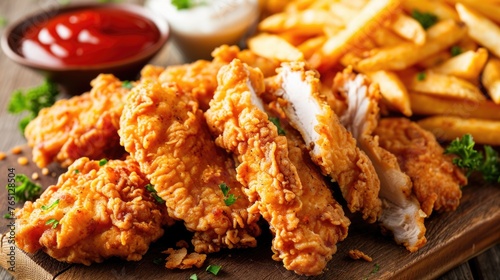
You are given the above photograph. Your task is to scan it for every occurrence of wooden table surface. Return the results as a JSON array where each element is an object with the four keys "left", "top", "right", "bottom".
[{"left": 0, "top": 1, "right": 499, "bottom": 279}]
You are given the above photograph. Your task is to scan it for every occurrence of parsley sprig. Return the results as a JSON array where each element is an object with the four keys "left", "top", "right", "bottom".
[
  {"left": 171, "top": 0, "right": 193, "bottom": 10},
  {"left": 411, "top": 10, "right": 438, "bottom": 30},
  {"left": 6, "top": 174, "right": 42, "bottom": 202},
  {"left": 219, "top": 183, "right": 238, "bottom": 206},
  {"left": 41, "top": 199, "right": 60, "bottom": 211},
  {"left": 45, "top": 218, "right": 60, "bottom": 229},
  {"left": 8, "top": 80, "right": 58, "bottom": 133},
  {"left": 445, "top": 134, "right": 500, "bottom": 183}
]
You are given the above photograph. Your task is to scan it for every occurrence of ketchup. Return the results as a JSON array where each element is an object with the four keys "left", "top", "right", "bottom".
[{"left": 20, "top": 8, "right": 160, "bottom": 66}]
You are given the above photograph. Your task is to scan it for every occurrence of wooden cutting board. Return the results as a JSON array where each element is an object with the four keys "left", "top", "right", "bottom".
[{"left": 0, "top": 145, "right": 499, "bottom": 280}]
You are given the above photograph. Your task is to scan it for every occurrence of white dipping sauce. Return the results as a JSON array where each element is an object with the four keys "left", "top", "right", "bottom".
[{"left": 145, "top": 0, "right": 259, "bottom": 62}]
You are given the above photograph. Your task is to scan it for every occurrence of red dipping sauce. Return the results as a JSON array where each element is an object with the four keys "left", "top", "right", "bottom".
[{"left": 20, "top": 8, "right": 161, "bottom": 66}]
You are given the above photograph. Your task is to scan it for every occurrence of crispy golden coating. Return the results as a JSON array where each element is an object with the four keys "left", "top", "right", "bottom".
[
  {"left": 25, "top": 74, "right": 130, "bottom": 168},
  {"left": 15, "top": 157, "right": 169, "bottom": 265},
  {"left": 205, "top": 59, "right": 349, "bottom": 276},
  {"left": 145, "top": 45, "right": 280, "bottom": 111},
  {"left": 119, "top": 79, "right": 261, "bottom": 253},
  {"left": 375, "top": 117, "right": 467, "bottom": 216},
  {"left": 267, "top": 62, "right": 382, "bottom": 223}
]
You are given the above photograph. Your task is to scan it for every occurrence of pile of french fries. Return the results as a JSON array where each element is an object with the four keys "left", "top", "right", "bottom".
[{"left": 251, "top": 0, "right": 500, "bottom": 146}]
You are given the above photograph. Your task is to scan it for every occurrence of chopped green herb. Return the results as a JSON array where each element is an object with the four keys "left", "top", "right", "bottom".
[
  {"left": 3, "top": 213, "right": 12, "bottom": 219},
  {"left": 189, "top": 274, "right": 198, "bottom": 280},
  {"left": 45, "top": 218, "right": 59, "bottom": 229},
  {"left": 219, "top": 183, "right": 239, "bottom": 206},
  {"left": 58, "top": 0, "right": 71, "bottom": 4},
  {"left": 122, "top": 80, "right": 133, "bottom": 89},
  {"left": 450, "top": 45, "right": 463, "bottom": 57},
  {"left": 171, "top": 0, "right": 193, "bottom": 10},
  {"left": 6, "top": 174, "right": 42, "bottom": 202},
  {"left": 206, "top": 264, "right": 222, "bottom": 275},
  {"left": 219, "top": 182, "right": 230, "bottom": 197},
  {"left": 153, "top": 257, "right": 165, "bottom": 265},
  {"left": 8, "top": 80, "right": 59, "bottom": 134},
  {"left": 41, "top": 199, "right": 60, "bottom": 211},
  {"left": 411, "top": 10, "right": 438, "bottom": 30},
  {"left": 362, "top": 263, "right": 381, "bottom": 280},
  {"left": 74, "top": 169, "right": 80, "bottom": 174},
  {"left": 0, "top": 16, "right": 7, "bottom": 27},
  {"left": 98, "top": 158, "right": 108, "bottom": 166},
  {"left": 145, "top": 184, "right": 166, "bottom": 204},
  {"left": 416, "top": 72, "right": 426, "bottom": 81},
  {"left": 269, "top": 117, "right": 286, "bottom": 135},
  {"left": 445, "top": 134, "right": 500, "bottom": 183}
]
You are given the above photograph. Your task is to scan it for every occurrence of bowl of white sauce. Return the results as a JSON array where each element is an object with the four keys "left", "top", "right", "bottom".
[{"left": 145, "top": 0, "right": 260, "bottom": 62}]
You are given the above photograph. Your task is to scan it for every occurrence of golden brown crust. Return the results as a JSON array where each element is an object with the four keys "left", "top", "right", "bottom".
[
  {"left": 15, "top": 157, "right": 168, "bottom": 265},
  {"left": 25, "top": 74, "right": 129, "bottom": 168}
]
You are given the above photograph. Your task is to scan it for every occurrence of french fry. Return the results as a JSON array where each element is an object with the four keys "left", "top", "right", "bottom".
[
  {"left": 388, "top": 13, "right": 426, "bottom": 45},
  {"left": 417, "top": 116, "right": 500, "bottom": 146},
  {"left": 370, "top": 28, "right": 406, "bottom": 47},
  {"left": 310, "top": 0, "right": 401, "bottom": 72},
  {"left": 366, "top": 70, "right": 412, "bottom": 116},
  {"left": 248, "top": 33, "right": 304, "bottom": 61},
  {"left": 258, "top": 9, "right": 344, "bottom": 36},
  {"left": 326, "top": 2, "right": 362, "bottom": 24},
  {"left": 402, "top": 71, "right": 486, "bottom": 102},
  {"left": 402, "top": 0, "right": 460, "bottom": 21},
  {"left": 430, "top": 48, "right": 488, "bottom": 80},
  {"left": 445, "top": 0, "right": 500, "bottom": 25},
  {"left": 409, "top": 92, "right": 500, "bottom": 120},
  {"left": 416, "top": 50, "right": 452, "bottom": 69},
  {"left": 456, "top": 3, "right": 500, "bottom": 58},
  {"left": 297, "top": 36, "right": 327, "bottom": 59},
  {"left": 482, "top": 58, "right": 500, "bottom": 104},
  {"left": 355, "top": 19, "right": 467, "bottom": 72}
]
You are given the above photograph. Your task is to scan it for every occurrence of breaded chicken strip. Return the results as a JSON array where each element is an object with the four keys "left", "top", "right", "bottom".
[
  {"left": 25, "top": 74, "right": 129, "bottom": 168},
  {"left": 375, "top": 118, "right": 467, "bottom": 216},
  {"left": 205, "top": 59, "right": 349, "bottom": 276},
  {"left": 266, "top": 62, "right": 382, "bottom": 223},
  {"left": 333, "top": 70, "right": 426, "bottom": 252},
  {"left": 119, "top": 79, "right": 261, "bottom": 253},
  {"left": 142, "top": 45, "right": 280, "bottom": 111},
  {"left": 15, "top": 157, "right": 169, "bottom": 265}
]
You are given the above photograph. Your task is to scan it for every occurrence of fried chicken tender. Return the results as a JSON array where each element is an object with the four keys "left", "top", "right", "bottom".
[
  {"left": 205, "top": 59, "right": 349, "bottom": 276},
  {"left": 333, "top": 69, "right": 427, "bottom": 252},
  {"left": 15, "top": 157, "right": 169, "bottom": 265},
  {"left": 375, "top": 118, "right": 467, "bottom": 216},
  {"left": 266, "top": 62, "right": 382, "bottom": 223},
  {"left": 141, "top": 45, "right": 280, "bottom": 111},
  {"left": 119, "top": 79, "right": 261, "bottom": 253},
  {"left": 25, "top": 74, "right": 129, "bottom": 168}
]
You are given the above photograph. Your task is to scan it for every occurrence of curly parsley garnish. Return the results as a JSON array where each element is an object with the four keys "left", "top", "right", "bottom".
[
  {"left": 8, "top": 80, "right": 59, "bottom": 133},
  {"left": 122, "top": 80, "right": 133, "bottom": 89},
  {"left": 450, "top": 45, "right": 463, "bottom": 57},
  {"left": 219, "top": 183, "right": 238, "bottom": 206},
  {"left": 145, "top": 184, "right": 166, "bottom": 204},
  {"left": 98, "top": 158, "right": 108, "bottom": 166},
  {"left": 6, "top": 174, "right": 42, "bottom": 202},
  {"left": 445, "top": 134, "right": 500, "bottom": 183},
  {"left": 416, "top": 72, "right": 426, "bottom": 81},
  {"left": 45, "top": 218, "right": 60, "bottom": 229},
  {"left": 41, "top": 199, "right": 60, "bottom": 211},
  {"left": 411, "top": 10, "right": 438, "bottom": 30},
  {"left": 171, "top": 0, "right": 193, "bottom": 10},
  {"left": 206, "top": 264, "right": 222, "bottom": 275},
  {"left": 269, "top": 117, "right": 286, "bottom": 136}
]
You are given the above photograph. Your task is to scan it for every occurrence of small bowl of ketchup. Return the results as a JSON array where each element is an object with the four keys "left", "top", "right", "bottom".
[{"left": 1, "top": 3, "right": 169, "bottom": 93}]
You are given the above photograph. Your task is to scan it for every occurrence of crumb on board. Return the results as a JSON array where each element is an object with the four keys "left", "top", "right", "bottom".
[
  {"left": 17, "top": 156, "right": 29, "bottom": 166},
  {"left": 31, "top": 172, "right": 39, "bottom": 180},
  {"left": 11, "top": 146, "right": 23, "bottom": 155},
  {"left": 41, "top": 168, "right": 50, "bottom": 175},
  {"left": 176, "top": 240, "right": 189, "bottom": 248},
  {"left": 163, "top": 247, "right": 207, "bottom": 269},
  {"left": 0, "top": 152, "right": 6, "bottom": 161},
  {"left": 348, "top": 249, "right": 373, "bottom": 262}
]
